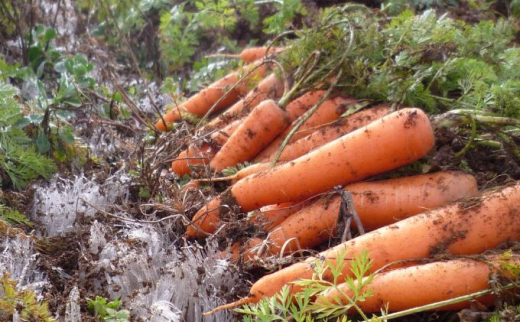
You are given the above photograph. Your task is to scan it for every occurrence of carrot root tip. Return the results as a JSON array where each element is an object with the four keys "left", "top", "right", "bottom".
[{"left": 203, "top": 296, "right": 255, "bottom": 316}]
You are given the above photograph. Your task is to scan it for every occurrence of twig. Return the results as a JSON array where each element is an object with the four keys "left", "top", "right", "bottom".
[
  {"left": 99, "top": 0, "right": 164, "bottom": 130},
  {"left": 454, "top": 112, "right": 477, "bottom": 158},
  {"left": 51, "top": 0, "right": 62, "bottom": 32},
  {"left": 80, "top": 199, "right": 184, "bottom": 224},
  {"left": 74, "top": 118, "right": 142, "bottom": 134}
]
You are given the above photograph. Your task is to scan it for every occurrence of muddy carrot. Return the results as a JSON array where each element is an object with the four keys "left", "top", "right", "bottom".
[
  {"left": 204, "top": 73, "right": 285, "bottom": 130},
  {"left": 208, "top": 90, "right": 343, "bottom": 171},
  {"left": 253, "top": 95, "right": 356, "bottom": 161},
  {"left": 171, "top": 118, "right": 244, "bottom": 176},
  {"left": 156, "top": 61, "right": 267, "bottom": 131},
  {"left": 209, "top": 99, "right": 290, "bottom": 171},
  {"left": 249, "top": 199, "right": 316, "bottom": 232},
  {"left": 317, "top": 257, "right": 510, "bottom": 313},
  {"left": 262, "top": 105, "right": 391, "bottom": 163},
  {"left": 187, "top": 108, "right": 435, "bottom": 237},
  {"left": 206, "top": 182, "right": 520, "bottom": 312},
  {"left": 237, "top": 171, "right": 478, "bottom": 261}
]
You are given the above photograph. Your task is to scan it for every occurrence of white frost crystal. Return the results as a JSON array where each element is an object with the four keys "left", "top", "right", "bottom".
[
  {"left": 31, "top": 172, "right": 130, "bottom": 236},
  {"left": 89, "top": 222, "right": 239, "bottom": 322}
]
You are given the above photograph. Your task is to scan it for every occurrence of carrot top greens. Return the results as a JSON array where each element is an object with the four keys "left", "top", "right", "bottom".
[{"left": 280, "top": 6, "right": 520, "bottom": 118}]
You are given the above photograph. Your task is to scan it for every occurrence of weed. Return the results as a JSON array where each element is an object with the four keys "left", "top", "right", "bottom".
[
  {"left": 0, "top": 204, "right": 32, "bottom": 227},
  {"left": 87, "top": 296, "right": 131, "bottom": 322},
  {"left": 0, "top": 81, "right": 56, "bottom": 189},
  {"left": 0, "top": 273, "right": 55, "bottom": 322}
]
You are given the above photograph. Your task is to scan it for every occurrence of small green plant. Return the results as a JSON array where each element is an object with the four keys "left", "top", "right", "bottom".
[
  {"left": 87, "top": 296, "right": 130, "bottom": 322},
  {"left": 0, "top": 273, "right": 55, "bottom": 322},
  {"left": 0, "top": 81, "right": 56, "bottom": 189},
  {"left": 0, "top": 204, "right": 32, "bottom": 227},
  {"left": 238, "top": 250, "right": 378, "bottom": 322},
  {"left": 27, "top": 25, "right": 61, "bottom": 76},
  {"left": 222, "top": 162, "right": 252, "bottom": 177}
]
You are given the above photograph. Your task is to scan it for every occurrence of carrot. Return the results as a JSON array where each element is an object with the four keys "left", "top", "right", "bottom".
[
  {"left": 249, "top": 199, "right": 316, "bottom": 232},
  {"left": 209, "top": 99, "right": 291, "bottom": 171},
  {"left": 186, "top": 108, "right": 435, "bottom": 238},
  {"left": 209, "top": 90, "right": 329, "bottom": 133},
  {"left": 317, "top": 257, "right": 510, "bottom": 313},
  {"left": 171, "top": 145, "right": 213, "bottom": 176},
  {"left": 155, "top": 61, "right": 267, "bottom": 131},
  {"left": 240, "top": 46, "right": 284, "bottom": 63},
  {"left": 205, "top": 105, "right": 391, "bottom": 181},
  {"left": 178, "top": 91, "right": 330, "bottom": 178},
  {"left": 253, "top": 95, "right": 356, "bottom": 161},
  {"left": 207, "top": 91, "right": 337, "bottom": 172},
  {"left": 262, "top": 105, "right": 391, "bottom": 163},
  {"left": 204, "top": 73, "right": 285, "bottom": 130},
  {"left": 237, "top": 171, "right": 478, "bottom": 261},
  {"left": 207, "top": 181, "right": 520, "bottom": 312},
  {"left": 171, "top": 118, "right": 244, "bottom": 176}
]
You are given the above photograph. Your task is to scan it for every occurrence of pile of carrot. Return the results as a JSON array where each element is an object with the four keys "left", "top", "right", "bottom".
[{"left": 157, "top": 46, "right": 520, "bottom": 318}]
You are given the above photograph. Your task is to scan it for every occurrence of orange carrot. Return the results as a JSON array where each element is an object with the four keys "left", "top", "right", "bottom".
[
  {"left": 262, "top": 105, "right": 391, "bottom": 163},
  {"left": 253, "top": 95, "right": 356, "bottom": 161},
  {"left": 207, "top": 182, "right": 520, "bottom": 312},
  {"left": 171, "top": 145, "right": 213, "bottom": 176},
  {"left": 237, "top": 171, "right": 478, "bottom": 261},
  {"left": 249, "top": 199, "right": 315, "bottom": 231},
  {"left": 171, "top": 118, "right": 244, "bottom": 176},
  {"left": 284, "top": 91, "right": 328, "bottom": 121},
  {"left": 205, "top": 105, "right": 390, "bottom": 181},
  {"left": 207, "top": 90, "right": 328, "bottom": 134},
  {"left": 199, "top": 97, "right": 382, "bottom": 181},
  {"left": 176, "top": 91, "right": 330, "bottom": 178},
  {"left": 208, "top": 93, "right": 350, "bottom": 172},
  {"left": 209, "top": 99, "right": 290, "bottom": 171},
  {"left": 317, "top": 257, "right": 509, "bottom": 313},
  {"left": 156, "top": 61, "right": 267, "bottom": 131},
  {"left": 186, "top": 108, "right": 435, "bottom": 237},
  {"left": 204, "top": 73, "right": 285, "bottom": 130},
  {"left": 240, "top": 46, "right": 284, "bottom": 63}
]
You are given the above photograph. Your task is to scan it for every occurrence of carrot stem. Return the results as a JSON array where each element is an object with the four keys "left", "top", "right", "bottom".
[
  {"left": 435, "top": 110, "right": 520, "bottom": 129},
  {"left": 454, "top": 113, "right": 477, "bottom": 158},
  {"left": 271, "top": 71, "right": 341, "bottom": 167}
]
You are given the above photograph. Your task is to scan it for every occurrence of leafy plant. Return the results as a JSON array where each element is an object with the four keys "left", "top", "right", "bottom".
[
  {"left": 1, "top": 29, "right": 96, "bottom": 164},
  {"left": 0, "top": 0, "right": 38, "bottom": 65},
  {"left": 0, "top": 272, "right": 55, "bottom": 322},
  {"left": 28, "top": 25, "right": 61, "bottom": 77},
  {"left": 261, "top": 0, "right": 307, "bottom": 34},
  {"left": 0, "top": 204, "right": 32, "bottom": 227},
  {"left": 0, "top": 81, "right": 56, "bottom": 189},
  {"left": 87, "top": 296, "right": 130, "bottom": 322},
  {"left": 238, "top": 250, "right": 378, "bottom": 322}
]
